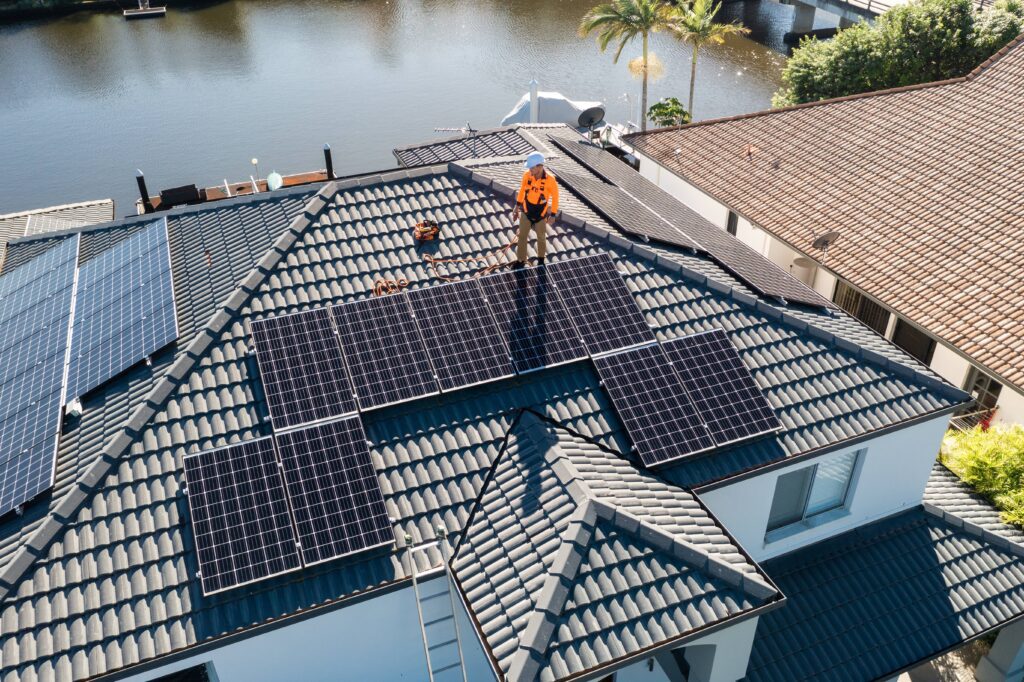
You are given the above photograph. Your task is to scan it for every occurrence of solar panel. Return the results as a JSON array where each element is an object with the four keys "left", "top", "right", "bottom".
[
  {"left": 183, "top": 437, "right": 303, "bottom": 595},
  {"left": 662, "top": 328, "right": 781, "bottom": 447},
  {"left": 406, "top": 280, "right": 514, "bottom": 391},
  {"left": 547, "top": 135, "right": 830, "bottom": 308},
  {"left": 0, "top": 235, "right": 79, "bottom": 516},
  {"left": 593, "top": 343, "right": 715, "bottom": 467},
  {"left": 331, "top": 295, "right": 439, "bottom": 410},
  {"left": 65, "top": 219, "right": 178, "bottom": 401},
  {"left": 479, "top": 266, "right": 587, "bottom": 373},
  {"left": 275, "top": 417, "right": 393, "bottom": 566},
  {"left": 546, "top": 253, "right": 654, "bottom": 356},
  {"left": 251, "top": 308, "right": 357, "bottom": 430}
]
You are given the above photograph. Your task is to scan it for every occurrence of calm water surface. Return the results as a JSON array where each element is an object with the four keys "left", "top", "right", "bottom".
[{"left": 0, "top": 0, "right": 813, "bottom": 215}]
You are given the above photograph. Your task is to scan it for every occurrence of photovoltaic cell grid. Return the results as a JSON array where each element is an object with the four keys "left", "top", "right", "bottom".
[
  {"left": 182, "top": 437, "right": 302, "bottom": 595},
  {"left": 331, "top": 295, "right": 438, "bottom": 410},
  {"left": 662, "top": 328, "right": 781, "bottom": 446},
  {"left": 594, "top": 343, "right": 715, "bottom": 467},
  {"left": 406, "top": 279, "right": 514, "bottom": 390},
  {"left": 547, "top": 135, "right": 830, "bottom": 308},
  {"left": 65, "top": 218, "right": 178, "bottom": 401},
  {"left": 479, "top": 267, "right": 587, "bottom": 373},
  {"left": 546, "top": 253, "right": 654, "bottom": 356},
  {"left": 0, "top": 235, "right": 79, "bottom": 516},
  {"left": 251, "top": 308, "right": 357, "bottom": 430},
  {"left": 275, "top": 417, "right": 393, "bottom": 566}
]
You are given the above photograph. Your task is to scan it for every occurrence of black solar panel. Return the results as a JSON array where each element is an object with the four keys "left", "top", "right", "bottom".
[
  {"left": 183, "top": 438, "right": 302, "bottom": 595},
  {"left": 479, "top": 266, "right": 587, "bottom": 373},
  {"left": 251, "top": 308, "right": 357, "bottom": 430},
  {"left": 548, "top": 135, "right": 830, "bottom": 308},
  {"left": 65, "top": 219, "right": 178, "bottom": 401},
  {"left": 547, "top": 253, "right": 654, "bottom": 356},
  {"left": 331, "top": 295, "right": 439, "bottom": 410},
  {"left": 594, "top": 343, "right": 715, "bottom": 467},
  {"left": 275, "top": 417, "right": 393, "bottom": 566},
  {"left": 406, "top": 280, "right": 514, "bottom": 390},
  {"left": 662, "top": 329, "right": 781, "bottom": 447},
  {"left": 0, "top": 235, "right": 78, "bottom": 517}
]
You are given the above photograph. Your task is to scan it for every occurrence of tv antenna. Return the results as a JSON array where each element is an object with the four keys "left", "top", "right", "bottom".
[{"left": 434, "top": 122, "right": 478, "bottom": 155}]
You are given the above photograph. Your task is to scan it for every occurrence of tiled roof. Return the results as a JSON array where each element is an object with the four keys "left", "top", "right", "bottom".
[
  {"left": 0, "top": 200, "right": 115, "bottom": 272},
  {"left": 0, "top": 151, "right": 970, "bottom": 681},
  {"left": 747, "top": 464, "right": 1024, "bottom": 682},
  {"left": 393, "top": 126, "right": 541, "bottom": 167},
  {"left": 452, "top": 413, "right": 777, "bottom": 681},
  {"left": 625, "top": 34, "right": 1024, "bottom": 391}
]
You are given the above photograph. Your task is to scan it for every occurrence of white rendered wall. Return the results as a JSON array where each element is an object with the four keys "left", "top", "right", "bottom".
[
  {"left": 635, "top": 151, "right": 730, "bottom": 228},
  {"left": 118, "top": 575, "right": 495, "bottom": 682},
  {"left": 995, "top": 386, "right": 1024, "bottom": 425},
  {"left": 929, "top": 343, "right": 971, "bottom": 390},
  {"left": 698, "top": 414, "right": 951, "bottom": 562}
]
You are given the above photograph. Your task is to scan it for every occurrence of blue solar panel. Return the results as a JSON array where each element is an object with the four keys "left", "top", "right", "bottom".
[
  {"left": 183, "top": 437, "right": 303, "bottom": 595},
  {"left": 593, "top": 343, "right": 715, "bottom": 467},
  {"left": 479, "top": 266, "right": 587, "bottom": 373},
  {"left": 546, "top": 253, "right": 654, "bottom": 356},
  {"left": 661, "top": 328, "right": 781, "bottom": 447},
  {"left": 65, "top": 219, "right": 178, "bottom": 401},
  {"left": 251, "top": 308, "right": 358, "bottom": 430},
  {"left": 0, "top": 235, "right": 79, "bottom": 516},
  {"left": 406, "top": 279, "right": 514, "bottom": 391}
]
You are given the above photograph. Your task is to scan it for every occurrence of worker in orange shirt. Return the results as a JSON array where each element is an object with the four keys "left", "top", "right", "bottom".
[{"left": 512, "top": 152, "right": 559, "bottom": 267}]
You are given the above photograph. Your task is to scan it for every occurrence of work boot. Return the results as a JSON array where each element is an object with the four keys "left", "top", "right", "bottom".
[
  {"left": 537, "top": 257, "right": 546, "bottom": 266},
  {"left": 511, "top": 261, "right": 525, "bottom": 270}
]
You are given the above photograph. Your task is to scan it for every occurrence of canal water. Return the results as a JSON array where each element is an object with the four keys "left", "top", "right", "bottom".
[{"left": 0, "top": 0, "right": 831, "bottom": 216}]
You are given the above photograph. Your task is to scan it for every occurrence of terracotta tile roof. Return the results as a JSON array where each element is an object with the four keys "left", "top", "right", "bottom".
[{"left": 625, "top": 34, "right": 1024, "bottom": 392}]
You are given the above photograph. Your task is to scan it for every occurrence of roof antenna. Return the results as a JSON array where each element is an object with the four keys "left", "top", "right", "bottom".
[{"left": 434, "top": 122, "right": 478, "bottom": 156}]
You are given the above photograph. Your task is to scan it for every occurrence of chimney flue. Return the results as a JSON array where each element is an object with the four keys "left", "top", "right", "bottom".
[
  {"left": 323, "top": 144, "right": 334, "bottom": 180},
  {"left": 135, "top": 169, "right": 154, "bottom": 214},
  {"left": 529, "top": 79, "right": 539, "bottom": 124}
]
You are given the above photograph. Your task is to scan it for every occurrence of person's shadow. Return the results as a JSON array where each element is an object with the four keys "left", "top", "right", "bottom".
[{"left": 508, "top": 265, "right": 550, "bottom": 369}]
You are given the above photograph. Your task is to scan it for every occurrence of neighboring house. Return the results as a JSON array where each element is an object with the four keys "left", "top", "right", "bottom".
[
  {"left": 0, "top": 199, "right": 115, "bottom": 269},
  {"left": 623, "top": 34, "right": 1024, "bottom": 427},
  {"left": 0, "top": 126, "right": 1023, "bottom": 682}
]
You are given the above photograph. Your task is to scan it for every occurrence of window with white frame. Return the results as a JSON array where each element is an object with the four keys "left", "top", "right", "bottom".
[{"left": 766, "top": 450, "right": 861, "bottom": 534}]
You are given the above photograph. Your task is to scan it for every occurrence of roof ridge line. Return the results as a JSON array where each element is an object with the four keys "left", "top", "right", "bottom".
[
  {"left": 623, "top": 33, "right": 1024, "bottom": 142},
  {"left": 922, "top": 494, "right": 1024, "bottom": 560},
  {"left": 506, "top": 498, "right": 599, "bottom": 682},
  {"left": 0, "top": 198, "right": 113, "bottom": 221},
  {"left": 0, "top": 181, "right": 341, "bottom": 601}
]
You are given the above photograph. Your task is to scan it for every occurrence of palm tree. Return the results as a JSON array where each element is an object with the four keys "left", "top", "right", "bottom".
[
  {"left": 671, "top": 0, "right": 749, "bottom": 118},
  {"left": 579, "top": 0, "right": 676, "bottom": 132}
]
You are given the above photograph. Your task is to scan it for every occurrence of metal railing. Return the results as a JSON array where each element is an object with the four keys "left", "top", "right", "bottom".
[{"left": 949, "top": 408, "right": 996, "bottom": 432}]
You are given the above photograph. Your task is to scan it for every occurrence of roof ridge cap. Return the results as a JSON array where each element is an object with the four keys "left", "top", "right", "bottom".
[
  {"left": 506, "top": 498, "right": 599, "bottom": 682},
  {"left": 0, "top": 198, "right": 112, "bottom": 221},
  {"left": 0, "top": 181, "right": 340, "bottom": 601}
]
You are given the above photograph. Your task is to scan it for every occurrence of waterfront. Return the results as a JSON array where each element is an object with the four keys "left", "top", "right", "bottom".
[{"left": 0, "top": 0, "right": 827, "bottom": 216}]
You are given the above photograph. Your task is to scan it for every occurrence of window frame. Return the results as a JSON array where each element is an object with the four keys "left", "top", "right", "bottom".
[
  {"left": 891, "top": 318, "right": 937, "bottom": 365},
  {"left": 962, "top": 366, "right": 1002, "bottom": 412},
  {"left": 765, "top": 450, "right": 863, "bottom": 540},
  {"left": 832, "top": 281, "right": 890, "bottom": 336},
  {"left": 726, "top": 211, "right": 739, "bottom": 236}
]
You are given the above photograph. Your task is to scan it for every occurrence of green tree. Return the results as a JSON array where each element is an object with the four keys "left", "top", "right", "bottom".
[
  {"left": 647, "top": 97, "right": 692, "bottom": 126},
  {"left": 774, "top": 0, "right": 1024, "bottom": 106},
  {"left": 669, "top": 0, "right": 750, "bottom": 118},
  {"left": 943, "top": 425, "right": 1024, "bottom": 527},
  {"left": 579, "top": 0, "right": 678, "bottom": 131}
]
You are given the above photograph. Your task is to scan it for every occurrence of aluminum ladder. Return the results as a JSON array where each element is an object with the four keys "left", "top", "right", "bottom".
[{"left": 407, "top": 528, "right": 468, "bottom": 682}]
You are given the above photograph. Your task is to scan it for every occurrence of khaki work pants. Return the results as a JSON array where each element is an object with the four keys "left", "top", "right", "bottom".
[{"left": 516, "top": 214, "right": 547, "bottom": 263}]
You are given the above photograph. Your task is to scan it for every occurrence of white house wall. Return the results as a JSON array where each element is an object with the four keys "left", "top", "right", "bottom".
[
  {"left": 116, "top": 575, "right": 496, "bottom": 682},
  {"left": 697, "top": 414, "right": 951, "bottom": 562},
  {"left": 996, "top": 387, "right": 1024, "bottom": 425}
]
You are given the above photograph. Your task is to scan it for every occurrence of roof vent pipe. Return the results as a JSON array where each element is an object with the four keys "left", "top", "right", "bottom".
[{"left": 529, "top": 79, "right": 539, "bottom": 124}]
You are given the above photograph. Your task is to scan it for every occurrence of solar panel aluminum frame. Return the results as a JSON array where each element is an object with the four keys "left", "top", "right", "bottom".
[{"left": 662, "top": 328, "right": 783, "bottom": 449}]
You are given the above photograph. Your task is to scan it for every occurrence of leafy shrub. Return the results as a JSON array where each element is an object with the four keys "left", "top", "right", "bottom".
[
  {"left": 647, "top": 97, "right": 692, "bottom": 127},
  {"left": 942, "top": 425, "right": 1024, "bottom": 526}
]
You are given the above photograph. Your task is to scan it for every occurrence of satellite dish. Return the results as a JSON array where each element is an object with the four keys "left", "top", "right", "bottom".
[
  {"left": 812, "top": 230, "right": 840, "bottom": 252},
  {"left": 577, "top": 105, "right": 606, "bottom": 130},
  {"left": 266, "top": 172, "right": 284, "bottom": 191}
]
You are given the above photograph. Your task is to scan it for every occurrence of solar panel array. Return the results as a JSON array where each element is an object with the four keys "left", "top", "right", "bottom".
[
  {"left": 594, "top": 327, "right": 781, "bottom": 467},
  {"left": 182, "top": 437, "right": 302, "bottom": 595},
  {"left": 65, "top": 219, "right": 178, "bottom": 401},
  {"left": 406, "top": 280, "right": 514, "bottom": 390},
  {"left": 275, "top": 417, "right": 393, "bottom": 566},
  {"left": 182, "top": 416, "right": 394, "bottom": 594},
  {"left": 547, "top": 135, "right": 830, "bottom": 308},
  {"left": 662, "top": 329, "right": 781, "bottom": 446},
  {"left": 545, "top": 254, "right": 655, "bottom": 355},
  {"left": 480, "top": 267, "right": 587, "bottom": 373},
  {"left": 250, "top": 308, "right": 357, "bottom": 430},
  {"left": 0, "top": 236, "right": 79, "bottom": 516}
]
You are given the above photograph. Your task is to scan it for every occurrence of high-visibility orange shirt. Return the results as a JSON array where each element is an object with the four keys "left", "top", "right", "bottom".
[{"left": 517, "top": 170, "right": 559, "bottom": 219}]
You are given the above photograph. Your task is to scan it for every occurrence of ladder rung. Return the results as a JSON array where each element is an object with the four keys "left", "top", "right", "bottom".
[
  {"left": 428, "top": 637, "right": 458, "bottom": 652},
  {"left": 431, "top": 662, "right": 463, "bottom": 675},
  {"left": 423, "top": 614, "right": 454, "bottom": 628}
]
